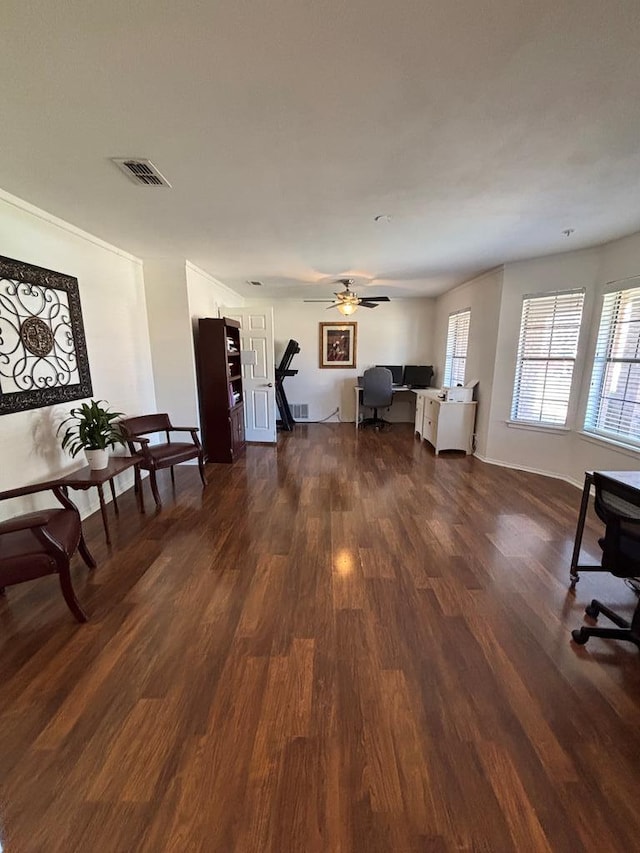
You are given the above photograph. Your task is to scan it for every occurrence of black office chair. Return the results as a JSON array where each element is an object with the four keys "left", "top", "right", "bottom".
[
  {"left": 572, "top": 472, "right": 640, "bottom": 648},
  {"left": 360, "top": 367, "right": 393, "bottom": 430}
]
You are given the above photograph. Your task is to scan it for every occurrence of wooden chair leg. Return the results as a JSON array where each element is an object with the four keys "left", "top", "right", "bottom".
[
  {"left": 58, "top": 564, "right": 88, "bottom": 622},
  {"left": 149, "top": 469, "right": 162, "bottom": 508},
  {"left": 78, "top": 530, "right": 97, "bottom": 569},
  {"left": 170, "top": 466, "right": 175, "bottom": 486},
  {"left": 198, "top": 454, "right": 207, "bottom": 487}
]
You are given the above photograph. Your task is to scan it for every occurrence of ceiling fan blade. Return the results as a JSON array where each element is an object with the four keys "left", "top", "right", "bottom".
[
  {"left": 363, "top": 296, "right": 390, "bottom": 302},
  {"left": 304, "top": 299, "right": 336, "bottom": 303},
  {"left": 358, "top": 301, "right": 380, "bottom": 308}
]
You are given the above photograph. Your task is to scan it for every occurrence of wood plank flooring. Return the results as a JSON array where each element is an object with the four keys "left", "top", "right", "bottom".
[{"left": 2, "top": 423, "right": 640, "bottom": 852}]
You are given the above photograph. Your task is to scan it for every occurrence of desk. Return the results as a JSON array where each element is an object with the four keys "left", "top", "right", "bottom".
[
  {"left": 354, "top": 385, "right": 415, "bottom": 431},
  {"left": 58, "top": 455, "right": 142, "bottom": 545},
  {"left": 570, "top": 470, "right": 640, "bottom": 588}
]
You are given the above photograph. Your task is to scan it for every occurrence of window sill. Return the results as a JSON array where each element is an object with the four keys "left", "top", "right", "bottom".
[
  {"left": 505, "top": 420, "right": 570, "bottom": 435},
  {"left": 578, "top": 430, "right": 640, "bottom": 458}
]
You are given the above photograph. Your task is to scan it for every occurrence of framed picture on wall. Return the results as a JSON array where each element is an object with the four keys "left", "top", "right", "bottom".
[
  {"left": 319, "top": 322, "right": 357, "bottom": 369},
  {"left": 0, "top": 255, "right": 93, "bottom": 415}
]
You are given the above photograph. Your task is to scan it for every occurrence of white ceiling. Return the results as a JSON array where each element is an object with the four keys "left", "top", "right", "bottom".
[{"left": 1, "top": 0, "right": 640, "bottom": 299}]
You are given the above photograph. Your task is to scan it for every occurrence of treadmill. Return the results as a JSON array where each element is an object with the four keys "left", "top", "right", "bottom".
[{"left": 275, "top": 339, "right": 300, "bottom": 431}]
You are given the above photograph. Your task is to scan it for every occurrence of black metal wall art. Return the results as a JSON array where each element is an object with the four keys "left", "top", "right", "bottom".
[{"left": 0, "top": 255, "right": 92, "bottom": 415}]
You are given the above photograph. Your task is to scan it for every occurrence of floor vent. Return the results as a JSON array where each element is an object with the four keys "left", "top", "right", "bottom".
[
  {"left": 291, "top": 403, "right": 309, "bottom": 419},
  {"left": 111, "top": 158, "right": 172, "bottom": 187}
]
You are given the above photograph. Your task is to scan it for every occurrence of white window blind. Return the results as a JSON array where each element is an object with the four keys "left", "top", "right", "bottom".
[
  {"left": 511, "top": 289, "right": 585, "bottom": 426},
  {"left": 585, "top": 285, "right": 640, "bottom": 444},
  {"left": 444, "top": 309, "right": 470, "bottom": 386}
]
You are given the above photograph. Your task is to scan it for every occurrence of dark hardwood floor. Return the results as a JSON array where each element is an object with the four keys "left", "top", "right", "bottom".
[{"left": 2, "top": 423, "right": 640, "bottom": 852}]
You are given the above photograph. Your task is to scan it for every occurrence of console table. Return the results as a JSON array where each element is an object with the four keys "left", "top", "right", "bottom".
[{"left": 58, "top": 455, "right": 142, "bottom": 545}]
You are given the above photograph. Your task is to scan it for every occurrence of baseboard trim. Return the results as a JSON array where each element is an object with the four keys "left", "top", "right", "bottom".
[{"left": 473, "top": 451, "right": 584, "bottom": 491}]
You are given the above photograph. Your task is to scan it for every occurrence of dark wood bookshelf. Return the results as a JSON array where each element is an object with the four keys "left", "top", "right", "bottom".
[{"left": 195, "top": 317, "right": 246, "bottom": 463}]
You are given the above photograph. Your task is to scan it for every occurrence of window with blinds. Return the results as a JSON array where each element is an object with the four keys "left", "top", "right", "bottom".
[
  {"left": 510, "top": 289, "right": 585, "bottom": 426},
  {"left": 443, "top": 309, "right": 470, "bottom": 387},
  {"left": 584, "top": 285, "right": 640, "bottom": 444}
]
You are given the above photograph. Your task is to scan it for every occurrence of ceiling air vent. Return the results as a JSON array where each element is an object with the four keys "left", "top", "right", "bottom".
[{"left": 111, "top": 158, "right": 172, "bottom": 187}]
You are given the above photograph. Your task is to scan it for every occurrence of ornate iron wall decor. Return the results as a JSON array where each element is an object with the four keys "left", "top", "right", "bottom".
[{"left": 0, "top": 255, "right": 92, "bottom": 414}]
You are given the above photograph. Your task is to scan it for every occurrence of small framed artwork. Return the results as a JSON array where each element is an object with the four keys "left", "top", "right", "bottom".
[{"left": 319, "top": 322, "right": 357, "bottom": 369}]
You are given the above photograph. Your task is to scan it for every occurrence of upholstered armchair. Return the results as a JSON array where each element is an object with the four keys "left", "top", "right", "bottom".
[
  {"left": 119, "top": 413, "right": 207, "bottom": 509},
  {"left": 0, "top": 481, "right": 96, "bottom": 622}
]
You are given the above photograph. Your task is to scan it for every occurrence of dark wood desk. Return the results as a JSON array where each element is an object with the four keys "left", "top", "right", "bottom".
[
  {"left": 570, "top": 470, "right": 640, "bottom": 588},
  {"left": 58, "top": 455, "right": 142, "bottom": 545}
]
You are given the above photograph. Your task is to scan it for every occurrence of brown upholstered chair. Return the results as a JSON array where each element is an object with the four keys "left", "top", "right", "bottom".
[
  {"left": 0, "top": 481, "right": 96, "bottom": 622},
  {"left": 119, "top": 413, "right": 207, "bottom": 509}
]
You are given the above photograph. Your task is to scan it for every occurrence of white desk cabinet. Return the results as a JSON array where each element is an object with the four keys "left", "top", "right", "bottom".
[
  {"left": 414, "top": 392, "right": 425, "bottom": 437},
  {"left": 417, "top": 390, "right": 476, "bottom": 455}
]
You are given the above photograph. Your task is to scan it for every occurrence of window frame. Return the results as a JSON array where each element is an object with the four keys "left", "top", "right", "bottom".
[
  {"left": 510, "top": 288, "right": 585, "bottom": 428},
  {"left": 584, "top": 284, "right": 640, "bottom": 449},
  {"left": 443, "top": 308, "right": 471, "bottom": 387}
]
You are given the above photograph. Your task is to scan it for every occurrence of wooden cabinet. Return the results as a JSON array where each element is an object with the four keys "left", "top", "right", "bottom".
[
  {"left": 196, "top": 317, "right": 246, "bottom": 463},
  {"left": 229, "top": 405, "right": 245, "bottom": 459},
  {"left": 416, "top": 390, "right": 476, "bottom": 455}
]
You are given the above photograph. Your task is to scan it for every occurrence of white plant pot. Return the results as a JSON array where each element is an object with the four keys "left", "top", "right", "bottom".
[{"left": 85, "top": 448, "right": 109, "bottom": 470}]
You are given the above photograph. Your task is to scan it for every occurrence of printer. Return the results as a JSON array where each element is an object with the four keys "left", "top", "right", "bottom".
[{"left": 443, "top": 380, "right": 477, "bottom": 403}]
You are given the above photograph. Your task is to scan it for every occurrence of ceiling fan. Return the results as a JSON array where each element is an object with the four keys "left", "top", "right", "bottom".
[{"left": 303, "top": 279, "right": 391, "bottom": 315}]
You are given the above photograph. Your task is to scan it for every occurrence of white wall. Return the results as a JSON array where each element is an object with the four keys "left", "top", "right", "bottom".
[
  {"left": 185, "top": 261, "right": 246, "bottom": 324},
  {"left": 571, "top": 231, "right": 640, "bottom": 479},
  {"left": 143, "top": 259, "right": 197, "bottom": 427},
  {"left": 433, "top": 268, "right": 503, "bottom": 458},
  {"left": 0, "top": 188, "right": 156, "bottom": 518},
  {"left": 144, "top": 259, "right": 246, "bottom": 436},
  {"left": 478, "top": 234, "right": 640, "bottom": 485},
  {"left": 258, "top": 299, "right": 436, "bottom": 422}
]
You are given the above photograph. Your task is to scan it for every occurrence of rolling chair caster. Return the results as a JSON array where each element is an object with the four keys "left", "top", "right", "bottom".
[
  {"left": 572, "top": 600, "right": 601, "bottom": 644},
  {"left": 585, "top": 601, "right": 600, "bottom": 619},
  {"left": 571, "top": 628, "right": 589, "bottom": 645}
]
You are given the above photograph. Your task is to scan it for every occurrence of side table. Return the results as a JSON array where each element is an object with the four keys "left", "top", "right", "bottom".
[{"left": 58, "top": 455, "right": 143, "bottom": 545}]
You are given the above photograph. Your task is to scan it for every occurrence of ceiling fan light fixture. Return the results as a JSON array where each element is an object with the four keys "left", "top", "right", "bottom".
[{"left": 304, "top": 278, "right": 390, "bottom": 312}]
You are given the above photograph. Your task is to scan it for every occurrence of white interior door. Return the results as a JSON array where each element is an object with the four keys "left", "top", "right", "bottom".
[{"left": 224, "top": 307, "right": 276, "bottom": 443}]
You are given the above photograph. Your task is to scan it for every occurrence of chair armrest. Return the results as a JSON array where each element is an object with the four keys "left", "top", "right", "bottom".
[
  {"left": 0, "top": 514, "right": 50, "bottom": 535},
  {"left": 0, "top": 480, "right": 83, "bottom": 520},
  {"left": 0, "top": 479, "right": 66, "bottom": 502},
  {"left": 123, "top": 434, "right": 156, "bottom": 464},
  {"left": 168, "top": 426, "right": 201, "bottom": 447},
  {"left": 126, "top": 435, "right": 151, "bottom": 445}
]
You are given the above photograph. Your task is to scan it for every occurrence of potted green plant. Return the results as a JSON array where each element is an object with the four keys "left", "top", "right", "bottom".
[{"left": 58, "top": 399, "right": 125, "bottom": 470}]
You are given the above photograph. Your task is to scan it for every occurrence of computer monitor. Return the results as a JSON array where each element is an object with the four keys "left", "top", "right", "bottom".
[
  {"left": 377, "top": 365, "right": 404, "bottom": 385},
  {"left": 403, "top": 365, "right": 434, "bottom": 388}
]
